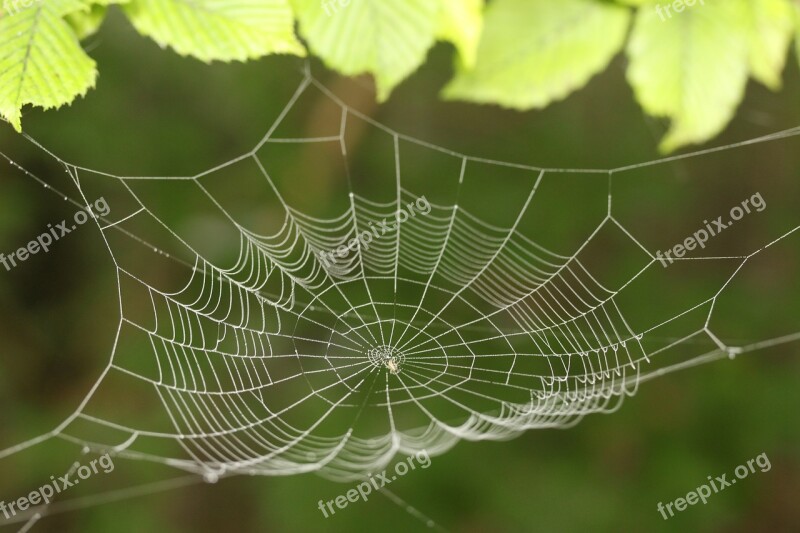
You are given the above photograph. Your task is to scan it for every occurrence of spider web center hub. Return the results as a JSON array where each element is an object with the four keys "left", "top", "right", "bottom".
[{"left": 367, "top": 345, "right": 405, "bottom": 373}]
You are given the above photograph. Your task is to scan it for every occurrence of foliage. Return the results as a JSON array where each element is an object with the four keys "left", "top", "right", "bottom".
[{"left": 0, "top": 0, "right": 797, "bottom": 151}]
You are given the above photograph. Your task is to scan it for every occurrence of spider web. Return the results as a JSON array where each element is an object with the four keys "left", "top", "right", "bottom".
[{"left": 1, "top": 66, "right": 800, "bottom": 525}]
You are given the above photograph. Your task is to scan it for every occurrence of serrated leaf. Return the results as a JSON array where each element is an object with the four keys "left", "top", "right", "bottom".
[
  {"left": 626, "top": 0, "right": 749, "bottom": 153},
  {"left": 0, "top": 0, "right": 97, "bottom": 132},
  {"left": 291, "top": 0, "right": 439, "bottom": 101},
  {"left": 742, "top": 0, "right": 793, "bottom": 90},
  {"left": 442, "top": 0, "right": 630, "bottom": 110},
  {"left": 437, "top": 0, "right": 483, "bottom": 69},
  {"left": 123, "top": 0, "right": 305, "bottom": 63}
]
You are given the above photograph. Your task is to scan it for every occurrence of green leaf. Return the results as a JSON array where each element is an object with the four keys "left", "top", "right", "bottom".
[
  {"left": 66, "top": 5, "right": 107, "bottom": 40},
  {"left": 442, "top": 0, "right": 630, "bottom": 110},
  {"left": 742, "top": 0, "right": 793, "bottom": 90},
  {"left": 626, "top": 0, "right": 750, "bottom": 153},
  {"left": 67, "top": 0, "right": 127, "bottom": 41},
  {"left": 122, "top": 0, "right": 305, "bottom": 63},
  {"left": 291, "top": 0, "right": 440, "bottom": 101},
  {"left": 437, "top": 0, "right": 484, "bottom": 69},
  {"left": 796, "top": 3, "right": 800, "bottom": 70},
  {"left": 0, "top": 0, "right": 97, "bottom": 132}
]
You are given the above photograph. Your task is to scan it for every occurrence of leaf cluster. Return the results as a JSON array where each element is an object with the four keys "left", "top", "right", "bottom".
[{"left": 0, "top": 0, "right": 797, "bottom": 151}]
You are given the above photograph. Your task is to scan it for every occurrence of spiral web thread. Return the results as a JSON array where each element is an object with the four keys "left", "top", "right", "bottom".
[{"left": 1, "top": 68, "right": 800, "bottom": 526}]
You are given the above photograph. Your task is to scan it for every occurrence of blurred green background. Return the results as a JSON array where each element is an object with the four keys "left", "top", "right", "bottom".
[{"left": 1, "top": 10, "right": 800, "bottom": 532}]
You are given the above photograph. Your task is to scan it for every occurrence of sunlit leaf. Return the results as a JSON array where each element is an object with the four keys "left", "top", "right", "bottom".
[
  {"left": 123, "top": 0, "right": 305, "bottom": 63},
  {"left": 742, "top": 0, "right": 793, "bottom": 90},
  {"left": 626, "top": 0, "right": 749, "bottom": 152},
  {"left": 0, "top": 0, "right": 96, "bottom": 131},
  {"left": 437, "top": 0, "right": 483, "bottom": 69},
  {"left": 67, "top": 0, "right": 127, "bottom": 40},
  {"left": 291, "top": 0, "right": 440, "bottom": 101},
  {"left": 442, "top": 0, "right": 631, "bottom": 110}
]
